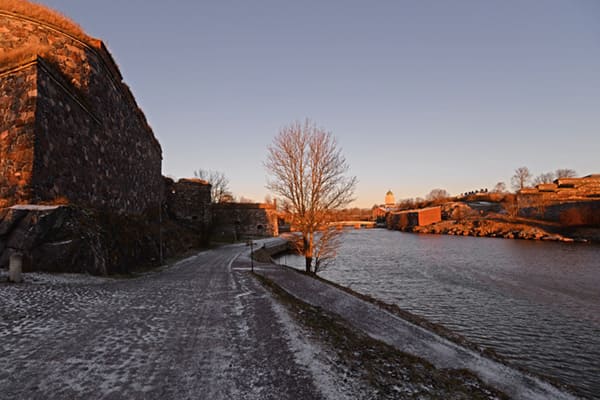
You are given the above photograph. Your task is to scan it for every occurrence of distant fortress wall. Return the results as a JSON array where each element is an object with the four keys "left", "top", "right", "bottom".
[
  {"left": 518, "top": 174, "right": 600, "bottom": 202},
  {"left": 0, "top": 10, "right": 162, "bottom": 214},
  {"left": 212, "top": 203, "right": 279, "bottom": 239}
]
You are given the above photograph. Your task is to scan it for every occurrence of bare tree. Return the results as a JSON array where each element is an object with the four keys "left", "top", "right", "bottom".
[
  {"left": 265, "top": 119, "right": 357, "bottom": 274},
  {"left": 493, "top": 182, "right": 507, "bottom": 193},
  {"left": 194, "top": 169, "right": 232, "bottom": 203},
  {"left": 428, "top": 189, "right": 448, "bottom": 200},
  {"left": 555, "top": 168, "right": 577, "bottom": 179},
  {"left": 426, "top": 188, "right": 450, "bottom": 201},
  {"left": 533, "top": 172, "right": 555, "bottom": 185},
  {"left": 511, "top": 166, "right": 531, "bottom": 191}
]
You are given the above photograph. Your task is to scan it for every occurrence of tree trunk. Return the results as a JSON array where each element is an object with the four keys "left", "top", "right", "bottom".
[
  {"left": 305, "top": 256, "right": 312, "bottom": 273},
  {"left": 304, "top": 233, "right": 313, "bottom": 274}
]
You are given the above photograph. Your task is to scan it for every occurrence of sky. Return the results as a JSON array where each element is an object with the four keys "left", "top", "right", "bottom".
[{"left": 38, "top": 0, "right": 600, "bottom": 207}]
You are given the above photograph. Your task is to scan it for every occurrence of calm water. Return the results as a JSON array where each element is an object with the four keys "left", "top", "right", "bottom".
[{"left": 276, "top": 229, "right": 600, "bottom": 399}]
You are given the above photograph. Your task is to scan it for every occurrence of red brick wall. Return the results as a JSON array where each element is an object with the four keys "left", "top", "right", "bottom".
[{"left": 417, "top": 207, "right": 442, "bottom": 226}]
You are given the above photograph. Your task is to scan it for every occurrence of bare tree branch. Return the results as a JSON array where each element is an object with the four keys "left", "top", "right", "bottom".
[
  {"left": 555, "top": 168, "right": 577, "bottom": 179},
  {"left": 194, "top": 169, "right": 232, "bottom": 203},
  {"left": 511, "top": 166, "right": 531, "bottom": 192},
  {"left": 265, "top": 119, "right": 357, "bottom": 274}
]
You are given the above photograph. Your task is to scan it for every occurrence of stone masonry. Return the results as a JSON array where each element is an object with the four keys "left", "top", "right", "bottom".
[
  {"left": 0, "top": 9, "right": 162, "bottom": 214},
  {"left": 212, "top": 203, "right": 279, "bottom": 240},
  {"left": 164, "top": 177, "right": 212, "bottom": 230}
]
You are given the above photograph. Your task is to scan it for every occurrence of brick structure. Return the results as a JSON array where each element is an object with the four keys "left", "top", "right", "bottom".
[
  {"left": 0, "top": 8, "right": 162, "bottom": 214},
  {"left": 387, "top": 206, "right": 442, "bottom": 230},
  {"left": 212, "top": 203, "right": 279, "bottom": 240}
]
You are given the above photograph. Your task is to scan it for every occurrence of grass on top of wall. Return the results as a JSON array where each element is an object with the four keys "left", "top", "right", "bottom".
[
  {"left": 0, "top": 0, "right": 95, "bottom": 45},
  {"left": 0, "top": 44, "right": 50, "bottom": 70}
]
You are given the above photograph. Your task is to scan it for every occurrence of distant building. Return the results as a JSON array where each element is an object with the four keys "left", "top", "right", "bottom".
[
  {"left": 385, "top": 190, "right": 396, "bottom": 208},
  {"left": 387, "top": 206, "right": 442, "bottom": 230}
]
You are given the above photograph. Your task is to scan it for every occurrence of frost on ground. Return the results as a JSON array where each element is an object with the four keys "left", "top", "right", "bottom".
[
  {"left": 255, "top": 260, "right": 581, "bottom": 400},
  {"left": 255, "top": 272, "right": 509, "bottom": 400},
  {"left": 0, "top": 242, "right": 579, "bottom": 400},
  {"left": 0, "top": 245, "right": 325, "bottom": 399},
  {"left": 268, "top": 296, "right": 361, "bottom": 400}
]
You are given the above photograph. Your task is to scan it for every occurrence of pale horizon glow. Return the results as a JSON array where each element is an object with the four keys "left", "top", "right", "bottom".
[{"left": 37, "top": 0, "right": 600, "bottom": 207}]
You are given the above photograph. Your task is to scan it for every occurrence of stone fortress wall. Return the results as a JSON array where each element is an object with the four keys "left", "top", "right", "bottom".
[
  {"left": 518, "top": 174, "right": 600, "bottom": 202},
  {"left": 212, "top": 203, "right": 279, "bottom": 240},
  {"left": 164, "top": 178, "right": 212, "bottom": 229},
  {"left": 0, "top": 4, "right": 279, "bottom": 274},
  {"left": 0, "top": 9, "right": 162, "bottom": 214},
  {"left": 517, "top": 174, "right": 600, "bottom": 225}
]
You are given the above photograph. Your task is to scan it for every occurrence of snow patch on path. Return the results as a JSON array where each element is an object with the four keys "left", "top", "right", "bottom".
[{"left": 269, "top": 298, "right": 362, "bottom": 400}]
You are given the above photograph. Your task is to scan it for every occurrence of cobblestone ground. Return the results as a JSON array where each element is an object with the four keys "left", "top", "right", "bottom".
[{"left": 0, "top": 244, "right": 352, "bottom": 400}]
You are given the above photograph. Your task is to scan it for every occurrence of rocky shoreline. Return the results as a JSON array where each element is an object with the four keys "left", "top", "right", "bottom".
[{"left": 406, "top": 216, "right": 598, "bottom": 243}]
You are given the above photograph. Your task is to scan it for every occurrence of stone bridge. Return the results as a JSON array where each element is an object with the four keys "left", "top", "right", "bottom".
[{"left": 331, "top": 221, "right": 376, "bottom": 230}]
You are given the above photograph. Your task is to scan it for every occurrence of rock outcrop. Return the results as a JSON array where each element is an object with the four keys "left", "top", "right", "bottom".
[{"left": 411, "top": 217, "right": 574, "bottom": 242}]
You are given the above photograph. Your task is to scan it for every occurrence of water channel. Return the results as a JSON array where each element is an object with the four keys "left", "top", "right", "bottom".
[{"left": 275, "top": 229, "right": 600, "bottom": 399}]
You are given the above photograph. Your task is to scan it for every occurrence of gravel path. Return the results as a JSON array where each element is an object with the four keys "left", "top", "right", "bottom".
[
  {"left": 255, "top": 242, "right": 579, "bottom": 400},
  {"left": 0, "top": 244, "right": 351, "bottom": 400}
]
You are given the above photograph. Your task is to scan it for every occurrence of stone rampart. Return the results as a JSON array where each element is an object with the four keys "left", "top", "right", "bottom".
[
  {"left": 164, "top": 178, "right": 212, "bottom": 231},
  {"left": 212, "top": 203, "right": 279, "bottom": 240},
  {"left": 518, "top": 174, "right": 600, "bottom": 203},
  {"left": 0, "top": 10, "right": 162, "bottom": 214},
  {"left": 0, "top": 61, "right": 37, "bottom": 207}
]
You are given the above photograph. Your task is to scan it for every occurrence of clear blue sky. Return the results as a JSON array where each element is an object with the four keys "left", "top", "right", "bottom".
[{"left": 40, "top": 0, "right": 600, "bottom": 207}]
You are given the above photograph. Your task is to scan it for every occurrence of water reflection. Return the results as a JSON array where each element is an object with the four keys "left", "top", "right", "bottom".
[{"left": 275, "top": 229, "right": 600, "bottom": 398}]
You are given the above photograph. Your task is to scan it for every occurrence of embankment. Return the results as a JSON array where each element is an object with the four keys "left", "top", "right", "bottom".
[
  {"left": 253, "top": 259, "right": 578, "bottom": 400},
  {"left": 251, "top": 238, "right": 290, "bottom": 263}
]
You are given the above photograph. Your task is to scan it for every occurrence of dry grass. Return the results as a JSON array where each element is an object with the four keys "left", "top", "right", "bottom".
[
  {"left": 0, "top": 44, "right": 50, "bottom": 70},
  {"left": 0, "top": 0, "right": 94, "bottom": 44}
]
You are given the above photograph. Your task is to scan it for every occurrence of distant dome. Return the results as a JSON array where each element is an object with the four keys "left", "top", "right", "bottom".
[{"left": 385, "top": 190, "right": 395, "bottom": 206}]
